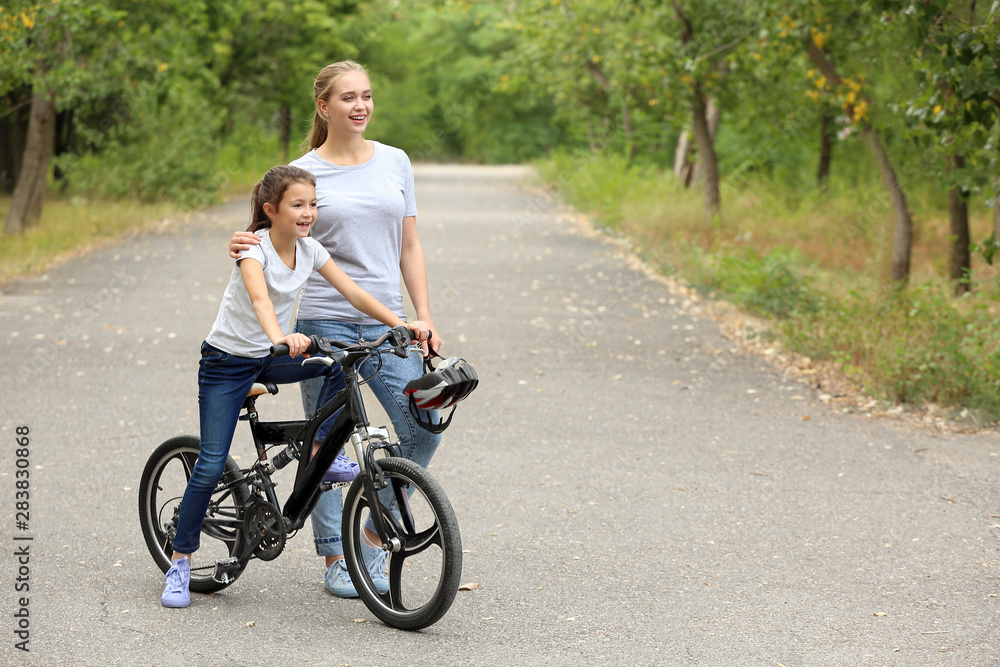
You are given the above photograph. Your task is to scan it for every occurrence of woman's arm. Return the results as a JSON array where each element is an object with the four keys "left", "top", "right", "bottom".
[
  {"left": 317, "top": 258, "right": 429, "bottom": 340},
  {"left": 399, "top": 216, "right": 441, "bottom": 353},
  {"left": 229, "top": 231, "right": 261, "bottom": 259},
  {"left": 240, "top": 259, "right": 311, "bottom": 356}
]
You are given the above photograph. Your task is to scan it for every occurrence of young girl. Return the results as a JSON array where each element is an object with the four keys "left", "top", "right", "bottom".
[{"left": 161, "top": 165, "right": 429, "bottom": 608}]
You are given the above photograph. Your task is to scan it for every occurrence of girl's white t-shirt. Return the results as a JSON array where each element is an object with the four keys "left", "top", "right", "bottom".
[{"left": 205, "top": 229, "right": 331, "bottom": 357}]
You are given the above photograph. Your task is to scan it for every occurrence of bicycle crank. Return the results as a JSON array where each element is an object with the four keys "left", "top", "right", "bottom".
[{"left": 242, "top": 499, "right": 286, "bottom": 561}]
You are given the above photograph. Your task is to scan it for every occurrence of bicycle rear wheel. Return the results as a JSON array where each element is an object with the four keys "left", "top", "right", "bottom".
[
  {"left": 138, "top": 435, "right": 251, "bottom": 593},
  {"left": 343, "top": 457, "right": 462, "bottom": 630}
]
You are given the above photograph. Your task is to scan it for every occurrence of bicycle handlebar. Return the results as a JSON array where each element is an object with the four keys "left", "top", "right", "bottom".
[{"left": 269, "top": 325, "right": 423, "bottom": 359}]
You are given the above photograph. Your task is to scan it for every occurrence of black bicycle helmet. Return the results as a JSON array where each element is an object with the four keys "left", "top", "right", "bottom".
[{"left": 403, "top": 352, "right": 479, "bottom": 433}]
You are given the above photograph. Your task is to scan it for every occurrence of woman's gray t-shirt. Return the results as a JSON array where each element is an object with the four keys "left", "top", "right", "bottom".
[
  {"left": 290, "top": 141, "right": 417, "bottom": 325},
  {"left": 206, "top": 229, "right": 331, "bottom": 357}
]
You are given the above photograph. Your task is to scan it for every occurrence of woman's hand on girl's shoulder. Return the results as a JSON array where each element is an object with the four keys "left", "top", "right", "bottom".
[{"left": 229, "top": 231, "right": 261, "bottom": 259}]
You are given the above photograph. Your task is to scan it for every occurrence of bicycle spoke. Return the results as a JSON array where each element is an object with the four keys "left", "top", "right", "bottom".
[{"left": 399, "top": 523, "right": 441, "bottom": 558}]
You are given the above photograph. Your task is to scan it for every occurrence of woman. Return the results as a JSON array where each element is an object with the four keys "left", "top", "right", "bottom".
[{"left": 229, "top": 61, "right": 442, "bottom": 599}]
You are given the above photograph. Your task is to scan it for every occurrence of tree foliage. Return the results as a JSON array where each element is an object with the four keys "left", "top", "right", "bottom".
[{"left": 3, "top": 0, "right": 999, "bottom": 293}]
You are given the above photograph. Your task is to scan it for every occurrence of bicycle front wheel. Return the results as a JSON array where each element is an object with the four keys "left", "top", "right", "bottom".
[
  {"left": 343, "top": 457, "right": 462, "bottom": 630},
  {"left": 138, "top": 435, "right": 251, "bottom": 593}
]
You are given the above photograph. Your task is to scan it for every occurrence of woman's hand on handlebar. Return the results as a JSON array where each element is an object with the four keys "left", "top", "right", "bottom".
[
  {"left": 229, "top": 231, "right": 261, "bottom": 259},
  {"left": 425, "top": 320, "right": 442, "bottom": 356},
  {"left": 276, "top": 333, "right": 313, "bottom": 358},
  {"left": 405, "top": 320, "right": 431, "bottom": 347}
]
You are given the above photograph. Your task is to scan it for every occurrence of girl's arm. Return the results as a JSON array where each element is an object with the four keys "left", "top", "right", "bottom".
[
  {"left": 240, "top": 259, "right": 311, "bottom": 357},
  {"left": 399, "top": 216, "right": 441, "bottom": 353},
  {"left": 316, "top": 258, "right": 429, "bottom": 340}
]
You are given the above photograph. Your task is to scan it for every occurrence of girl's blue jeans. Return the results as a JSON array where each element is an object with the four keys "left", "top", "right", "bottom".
[
  {"left": 171, "top": 341, "right": 345, "bottom": 555},
  {"left": 296, "top": 320, "right": 441, "bottom": 558}
]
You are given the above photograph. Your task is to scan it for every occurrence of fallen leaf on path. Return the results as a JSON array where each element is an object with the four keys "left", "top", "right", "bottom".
[
  {"left": 459, "top": 582, "right": 480, "bottom": 591},
  {"left": 873, "top": 612, "right": 887, "bottom": 617}
]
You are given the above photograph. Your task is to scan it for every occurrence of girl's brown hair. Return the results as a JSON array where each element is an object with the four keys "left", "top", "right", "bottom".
[
  {"left": 247, "top": 166, "right": 316, "bottom": 232},
  {"left": 302, "top": 60, "right": 369, "bottom": 153}
]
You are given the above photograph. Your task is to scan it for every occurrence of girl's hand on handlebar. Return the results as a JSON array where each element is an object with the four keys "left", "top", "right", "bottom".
[
  {"left": 229, "top": 231, "right": 261, "bottom": 259},
  {"left": 277, "top": 333, "right": 312, "bottom": 358}
]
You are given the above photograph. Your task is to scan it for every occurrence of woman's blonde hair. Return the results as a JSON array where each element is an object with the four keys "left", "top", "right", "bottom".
[{"left": 302, "top": 60, "right": 369, "bottom": 152}]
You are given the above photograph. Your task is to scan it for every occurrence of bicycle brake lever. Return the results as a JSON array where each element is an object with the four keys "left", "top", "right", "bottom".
[{"left": 302, "top": 356, "right": 335, "bottom": 367}]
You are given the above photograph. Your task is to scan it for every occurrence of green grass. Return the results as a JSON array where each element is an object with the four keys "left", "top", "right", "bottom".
[
  {"left": 0, "top": 196, "right": 177, "bottom": 282},
  {"left": 0, "top": 141, "right": 284, "bottom": 283},
  {"left": 537, "top": 151, "right": 1000, "bottom": 423}
]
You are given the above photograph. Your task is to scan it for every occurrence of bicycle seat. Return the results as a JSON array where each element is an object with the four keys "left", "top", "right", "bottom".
[{"left": 247, "top": 383, "right": 279, "bottom": 398}]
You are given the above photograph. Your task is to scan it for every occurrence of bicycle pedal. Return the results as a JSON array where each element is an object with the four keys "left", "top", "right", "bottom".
[
  {"left": 320, "top": 481, "right": 351, "bottom": 492},
  {"left": 212, "top": 556, "right": 242, "bottom": 584}
]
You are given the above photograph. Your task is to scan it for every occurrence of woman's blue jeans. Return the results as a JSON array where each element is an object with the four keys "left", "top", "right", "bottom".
[
  {"left": 296, "top": 320, "right": 441, "bottom": 558},
  {"left": 171, "top": 341, "right": 345, "bottom": 555}
]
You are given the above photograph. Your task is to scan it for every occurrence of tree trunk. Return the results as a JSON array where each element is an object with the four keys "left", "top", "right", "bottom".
[
  {"left": 674, "top": 97, "right": 720, "bottom": 188},
  {"left": 674, "top": 130, "right": 694, "bottom": 187},
  {"left": 53, "top": 108, "right": 75, "bottom": 186},
  {"left": 586, "top": 62, "right": 635, "bottom": 161},
  {"left": 691, "top": 83, "right": 721, "bottom": 226},
  {"left": 5, "top": 91, "right": 56, "bottom": 235},
  {"left": 0, "top": 89, "right": 32, "bottom": 194},
  {"left": 807, "top": 39, "right": 912, "bottom": 284},
  {"left": 947, "top": 154, "right": 971, "bottom": 294},
  {"left": 861, "top": 126, "right": 912, "bottom": 284},
  {"left": 817, "top": 111, "right": 833, "bottom": 187},
  {"left": 278, "top": 104, "right": 291, "bottom": 163},
  {"left": 691, "top": 97, "right": 720, "bottom": 185}
]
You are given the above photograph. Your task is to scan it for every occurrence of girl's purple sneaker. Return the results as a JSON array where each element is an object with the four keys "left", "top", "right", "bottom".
[{"left": 161, "top": 557, "right": 191, "bottom": 608}]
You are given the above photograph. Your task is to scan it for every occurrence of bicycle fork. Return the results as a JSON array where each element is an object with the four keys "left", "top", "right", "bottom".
[{"left": 349, "top": 426, "right": 410, "bottom": 554}]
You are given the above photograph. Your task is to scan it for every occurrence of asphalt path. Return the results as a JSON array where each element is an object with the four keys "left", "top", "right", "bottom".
[{"left": 1, "top": 165, "right": 998, "bottom": 666}]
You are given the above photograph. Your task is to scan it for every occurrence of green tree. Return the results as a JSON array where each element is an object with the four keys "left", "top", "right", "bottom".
[
  {"left": 756, "top": 2, "right": 920, "bottom": 284},
  {"left": 655, "top": 0, "right": 756, "bottom": 226},
  {"left": 902, "top": 1, "right": 1000, "bottom": 289},
  {"left": 1, "top": 0, "right": 125, "bottom": 234},
  {"left": 499, "top": 0, "right": 662, "bottom": 157}
]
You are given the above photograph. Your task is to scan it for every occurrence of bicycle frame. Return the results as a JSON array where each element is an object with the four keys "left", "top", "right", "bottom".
[{"left": 227, "top": 341, "right": 408, "bottom": 554}]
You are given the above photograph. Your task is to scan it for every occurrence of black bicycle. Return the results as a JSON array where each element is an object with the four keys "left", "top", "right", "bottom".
[{"left": 138, "top": 326, "right": 462, "bottom": 630}]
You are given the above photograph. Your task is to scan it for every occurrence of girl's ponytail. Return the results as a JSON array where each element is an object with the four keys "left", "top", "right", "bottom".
[
  {"left": 248, "top": 180, "right": 269, "bottom": 232},
  {"left": 246, "top": 166, "right": 317, "bottom": 233}
]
